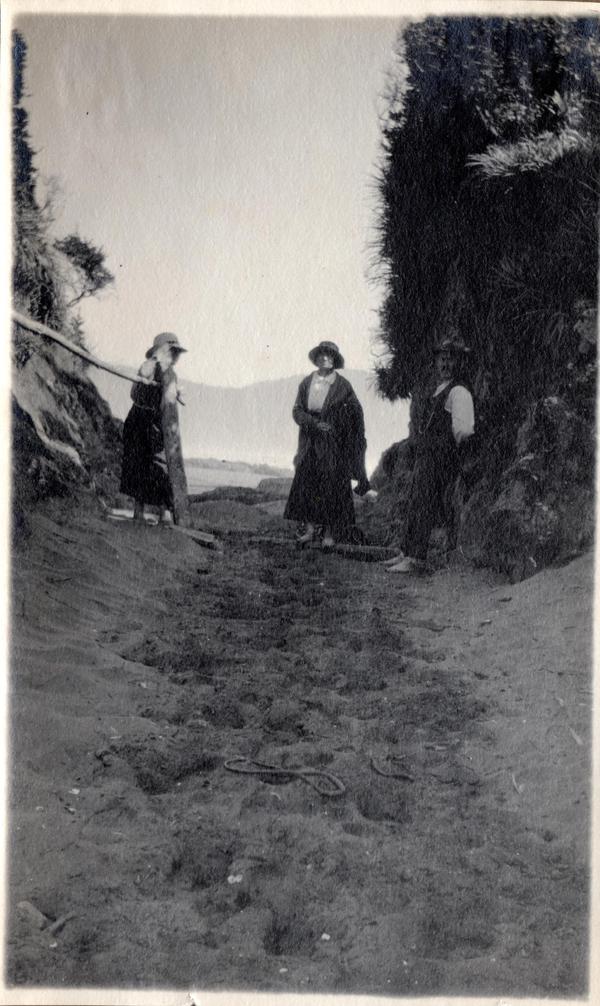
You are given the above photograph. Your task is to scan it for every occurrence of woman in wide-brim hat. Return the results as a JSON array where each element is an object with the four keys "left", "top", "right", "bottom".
[
  {"left": 284, "top": 341, "right": 370, "bottom": 548},
  {"left": 385, "top": 331, "right": 474, "bottom": 573},
  {"left": 120, "top": 332, "right": 187, "bottom": 524}
]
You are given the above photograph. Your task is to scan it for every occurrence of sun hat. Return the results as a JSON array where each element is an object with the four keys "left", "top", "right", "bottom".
[
  {"left": 308, "top": 341, "right": 345, "bottom": 369},
  {"left": 146, "top": 332, "right": 187, "bottom": 359}
]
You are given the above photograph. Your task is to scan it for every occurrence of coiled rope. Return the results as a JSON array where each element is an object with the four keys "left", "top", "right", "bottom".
[{"left": 224, "top": 756, "right": 346, "bottom": 798}]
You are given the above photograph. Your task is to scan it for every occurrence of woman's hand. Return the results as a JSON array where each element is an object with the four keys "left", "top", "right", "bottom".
[
  {"left": 316, "top": 421, "right": 332, "bottom": 433},
  {"left": 138, "top": 358, "right": 156, "bottom": 380},
  {"left": 164, "top": 379, "right": 178, "bottom": 404}
]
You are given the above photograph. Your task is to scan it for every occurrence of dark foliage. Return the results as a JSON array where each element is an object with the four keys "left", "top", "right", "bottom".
[
  {"left": 12, "top": 31, "right": 113, "bottom": 336},
  {"left": 12, "top": 31, "right": 66, "bottom": 329},
  {"left": 12, "top": 31, "right": 35, "bottom": 202},
  {"left": 54, "top": 234, "right": 114, "bottom": 307},
  {"left": 372, "top": 16, "right": 599, "bottom": 574},
  {"left": 11, "top": 31, "right": 123, "bottom": 522},
  {"left": 376, "top": 17, "right": 599, "bottom": 412}
]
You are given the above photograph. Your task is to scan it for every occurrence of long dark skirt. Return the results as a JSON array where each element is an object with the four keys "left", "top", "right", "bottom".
[
  {"left": 284, "top": 446, "right": 355, "bottom": 539},
  {"left": 120, "top": 406, "right": 172, "bottom": 508}
]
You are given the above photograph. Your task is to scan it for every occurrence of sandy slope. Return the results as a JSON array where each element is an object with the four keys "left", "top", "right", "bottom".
[{"left": 7, "top": 498, "right": 592, "bottom": 996}]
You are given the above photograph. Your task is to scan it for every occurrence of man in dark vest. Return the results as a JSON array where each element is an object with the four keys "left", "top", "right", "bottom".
[{"left": 386, "top": 335, "right": 474, "bottom": 573}]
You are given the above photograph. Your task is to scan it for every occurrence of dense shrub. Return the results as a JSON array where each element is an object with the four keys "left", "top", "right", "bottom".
[{"left": 371, "top": 16, "right": 599, "bottom": 575}]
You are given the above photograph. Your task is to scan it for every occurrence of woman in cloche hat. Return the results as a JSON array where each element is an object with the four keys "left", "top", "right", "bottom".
[
  {"left": 385, "top": 331, "right": 474, "bottom": 573},
  {"left": 120, "top": 332, "right": 187, "bottom": 524},
  {"left": 284, "top": 341, "right": 370, "bottom": 548}
]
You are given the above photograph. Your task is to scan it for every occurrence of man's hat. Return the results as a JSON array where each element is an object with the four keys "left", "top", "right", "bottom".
[
  {"left": 308, "top": 341, "right": 345, "bottom": 369},
  {"left": 434, "top": 335, "right": 471, "bottom": 356},
  {"left": 146, "top": 332, "right": 187, "bottom": 359}
]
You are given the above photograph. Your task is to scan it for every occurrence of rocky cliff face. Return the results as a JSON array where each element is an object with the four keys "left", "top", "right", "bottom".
[
  {"left": 11, "top": 321, "right": 123, "bottom": 537},
  {"left": 462, "top": 393, "right": 595, "bottom": 581}
]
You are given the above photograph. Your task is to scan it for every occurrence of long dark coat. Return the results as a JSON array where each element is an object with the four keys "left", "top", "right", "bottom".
[
  {"left": 120, "top": 363, "right": 173, "bottom": 508},
  {"left": 284, "top": 372, "right": 368, "bottom": 539}
]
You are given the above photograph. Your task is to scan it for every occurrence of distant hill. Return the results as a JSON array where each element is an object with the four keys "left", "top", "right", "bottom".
[
  {"left": 186, "top": 457, "right": 292, "bottom": 477},
  {"left": 91, "top": 368, "right": 409, "bottom": 474}
]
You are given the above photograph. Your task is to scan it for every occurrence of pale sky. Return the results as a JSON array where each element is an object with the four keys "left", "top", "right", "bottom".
[{"left": 17, "top": 14, "right": 403, "bottom": 387}]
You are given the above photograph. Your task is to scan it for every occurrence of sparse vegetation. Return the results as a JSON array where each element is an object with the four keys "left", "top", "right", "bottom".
[
  {"left": 12, "top": 30, "right": 113, "bottom": 343},
  {"left": 54, "top": 234, "right": 114, "bottom": 309}
]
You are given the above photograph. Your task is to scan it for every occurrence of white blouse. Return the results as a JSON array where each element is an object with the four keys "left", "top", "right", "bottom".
[
  {"left": 307, "top": 370, "right": 337, "bottom": 412},
  {"left": 434, "top": 381, "right": 475, "bottom": 444}
]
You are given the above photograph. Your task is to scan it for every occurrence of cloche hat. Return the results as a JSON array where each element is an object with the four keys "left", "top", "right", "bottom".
[
  {"left": 146, "top": 332, "right": 187, "bottom": 359},
  {"left": 308, "top": 340, "right": 345, "bottom": 369}
]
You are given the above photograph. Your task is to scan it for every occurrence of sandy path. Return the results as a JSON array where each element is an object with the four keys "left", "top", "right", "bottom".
[{"left": 7, "top": 499, "right": 592, "bottom": 996}]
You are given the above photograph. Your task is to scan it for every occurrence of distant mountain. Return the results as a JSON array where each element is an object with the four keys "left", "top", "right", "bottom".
[{"left": 90, "top": 367, "right": 409, "bottom": 473}]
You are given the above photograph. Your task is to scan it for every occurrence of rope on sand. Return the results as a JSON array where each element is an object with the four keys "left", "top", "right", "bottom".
[
  {"left": 370, "top": 755, "right": 415, "bottom": 783},
  {"left": 12, "top": 309, "right": 159, "bottom": 386},
  {"left": 224, "top": 757, "right": 346, "bottom": 798}
]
